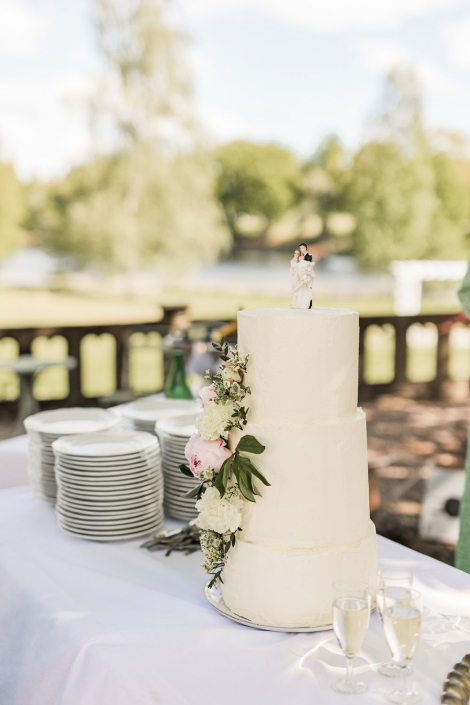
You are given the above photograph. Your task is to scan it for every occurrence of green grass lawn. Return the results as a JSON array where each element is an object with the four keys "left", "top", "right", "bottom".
[{"left": 0, "top": 286, "right": 466, "bottom": 402}]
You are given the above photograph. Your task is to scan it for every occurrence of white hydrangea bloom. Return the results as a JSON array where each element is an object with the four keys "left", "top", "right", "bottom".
[
  {"left": 196, "top": 401, "right": 234, "bottom": 441},
  {"left": 196, "top": 486, "right": 245, "bottom": 534}
]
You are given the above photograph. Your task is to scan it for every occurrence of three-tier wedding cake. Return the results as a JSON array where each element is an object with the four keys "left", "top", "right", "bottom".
[{"left": 221, "top": 307, "right": 377, "bottom": 628}]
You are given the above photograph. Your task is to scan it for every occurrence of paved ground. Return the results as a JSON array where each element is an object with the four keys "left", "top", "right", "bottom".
[
  {"left": 1, "top": 395, "right": 470, "bottom": 568},
  {"left": 364, "top": 395, "right": 470, "bottom": 566}
]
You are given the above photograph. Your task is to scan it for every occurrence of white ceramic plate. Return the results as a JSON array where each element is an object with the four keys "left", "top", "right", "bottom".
[
  {"left": 57, "top": 517, "right": 163, "bottom": 539},
  {"left": 25, "top": 408, "right": 120, "bottom": 435},
  {"left": 56, "top": 485, "right": 161, "bottom": 500},
  {"left": 56, "top": 500, "right": 162, "bottom": 519},
  {"left": 53, "top": 431, "right": 158, "bottom": 457},
  {"left": 156, "top": 413, "right": 198, "bottom": 438},
  {"left": 57, "top": 492, "right": 163, "bottom": 514},
  {"left": 54, "top": 456, "right": 160, "bottom": 471},
  {"left": 56, "top": 508, "right": 163, "bottom": 528},
  {"left": 122, "top": 398, "right": 198, "bottom": 423},
  {"left": 58, "top": 523, "right": 163, "bottom": 542},
  {"left": 55, "top": 464, "right": 160, "bottom": 480},
  {"left": 160, "top": 437, "right": 190, "bottom": 448},
  {"left": 56, "top": 475, "right": 161, "bottom": 491},
  {"left": 58, "top": 506, "right": 163, "bottom": 524}
]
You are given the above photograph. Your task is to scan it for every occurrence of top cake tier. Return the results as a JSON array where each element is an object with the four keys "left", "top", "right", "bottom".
[{"left": 238, "top": 307, "right": 359, "bottom": 424}]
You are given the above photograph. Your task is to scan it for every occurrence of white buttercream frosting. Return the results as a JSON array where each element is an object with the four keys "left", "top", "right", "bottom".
[
  {"left": 221, "top": 306, "right": 377, "bottom": 628},
  {"left": 222, "top": 521, "right": 377, "bottom": 628},
  {"left": 230, "top": 410, "right": 370, "bottom": 549},
  {"left": 238, "top": 307, "right": 359, "bottom": 424}
]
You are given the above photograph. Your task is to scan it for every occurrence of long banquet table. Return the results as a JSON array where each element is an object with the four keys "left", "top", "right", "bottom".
[{"left": 2, "top": 439, "right": 470, "bottom": 704}]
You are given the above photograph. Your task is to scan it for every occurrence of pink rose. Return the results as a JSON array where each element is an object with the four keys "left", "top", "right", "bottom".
[
  {"left": 185, "top": 434, "right": 232, "bottom": 477},
  {"left": 199, "top": 384, "right": 215, "bottom": 408},
  {"left": 221, "top": 364, "right": 242, "bottom": 384}
]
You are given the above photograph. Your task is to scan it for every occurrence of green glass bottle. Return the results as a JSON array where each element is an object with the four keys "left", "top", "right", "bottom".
[{"left": 164, "top": 349, "right": 193, "bottom": 399}]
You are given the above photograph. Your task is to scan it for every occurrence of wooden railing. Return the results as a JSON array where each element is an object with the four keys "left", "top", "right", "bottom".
[
  {"left": 358, "top": 313, "right": 469, "bottom": 399},
  {"left": 0, "top": 309, "right": 468, "bottom": 412}
]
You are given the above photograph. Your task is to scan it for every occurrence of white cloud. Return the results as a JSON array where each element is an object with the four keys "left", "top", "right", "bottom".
[
  {"left": 354, "top": 38, "right": 412, "bottom": 71},
  {"left": 178, "top": 0, "right": 465, "bottom": 33},
  {"left": 198, "top": 104, "right": 251, "bottom": 144},
  {"left": 0, "top": 72, "right": 95, "bottom": 179},
  {"left": 0, "top": 0, "right": 45, "bottom": 57},
  {"left": 355, "top": 37, "right": 467, "bottom": 99},
  {"left": 443, "top": 13, "right": 470, "bottom": 68}
]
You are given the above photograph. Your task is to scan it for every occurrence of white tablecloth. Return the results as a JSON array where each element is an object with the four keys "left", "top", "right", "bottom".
[
  {"left": 2, "top": 472, "right": 470, "bottom": 702},
  {"left": 0, "top": 434, "right": 29, "bottom": 489}
]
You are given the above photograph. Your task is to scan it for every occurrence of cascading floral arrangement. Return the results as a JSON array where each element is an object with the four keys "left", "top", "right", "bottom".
[{"left": 179, "top": 338, "right": 269, "bottom": 588}]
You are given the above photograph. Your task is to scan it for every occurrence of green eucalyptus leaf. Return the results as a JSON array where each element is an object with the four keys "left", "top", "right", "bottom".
[
  {"left": 179, "top": 464, "right": 194, "bottom": 478},
  {"left": 231, "top": 533, "right": 236, "bottom": 547},
  {"left": 236, "top": 435, "right": 265, "bottom": 454},
  {"left": 238, "top": 468, "right": 256, "bottom": 502},
  {"left": 221, "top": 456, "right": 232, "bottom": 488},
  {"left": 238, "top": 456, "right": 271, "bottom": 486},
  {"left": 214, "top": 469, "right": 225, "bottom": 497},
  {"left": 231, "top": 454, "right": 241, "bottom": 485},
  {"left": 181, "top": 483, "right": 203, "bottom": 499},
  {"left": 243, "top": 467, "right": 262, "bottom": 498},
  {"left": 250, "top": 474, "right": 262, "bottom": 496}
]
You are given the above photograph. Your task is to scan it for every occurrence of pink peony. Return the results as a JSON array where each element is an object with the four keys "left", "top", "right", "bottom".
[
  {"left": 185, "top": 434, "right": 232, "bottom": 477},
  {"left": 198, "top": 384, "right": 216, "bottom": 408}
]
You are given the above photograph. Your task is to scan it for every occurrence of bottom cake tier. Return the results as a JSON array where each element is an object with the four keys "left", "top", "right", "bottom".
[{"left": 221, "top": 520, "right": 377, "bottom": 628}]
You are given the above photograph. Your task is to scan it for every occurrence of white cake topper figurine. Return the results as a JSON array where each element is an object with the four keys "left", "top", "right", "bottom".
[{"left": 290, "top": 243, "right": 315, "bottom": 309}]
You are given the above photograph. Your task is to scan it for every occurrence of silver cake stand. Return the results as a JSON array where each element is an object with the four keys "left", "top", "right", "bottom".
[{"left": 204, "top": 582, "right": 335, "bottom": 633}]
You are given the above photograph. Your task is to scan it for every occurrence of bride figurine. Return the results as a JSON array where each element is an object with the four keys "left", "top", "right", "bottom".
[{"left": 290, "top": 248, "right": 315, "bottom": 309}]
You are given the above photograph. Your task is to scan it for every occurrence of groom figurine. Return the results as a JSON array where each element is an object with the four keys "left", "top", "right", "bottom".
[{"left": 299, "top": 243, "right": 313, "bottom": 309}]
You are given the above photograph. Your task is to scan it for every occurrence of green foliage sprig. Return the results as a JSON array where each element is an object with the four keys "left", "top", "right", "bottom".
[
  {"left": 214, "top": 435, "right": 269, "bottom": 502},
  {"left": 179, "top": 339, "right": 268, "bottom": 588}
]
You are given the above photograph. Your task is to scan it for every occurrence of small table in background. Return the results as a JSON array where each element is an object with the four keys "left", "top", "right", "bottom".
[{"left": 0, "top": 355, "right": 78, "bottom": 437}]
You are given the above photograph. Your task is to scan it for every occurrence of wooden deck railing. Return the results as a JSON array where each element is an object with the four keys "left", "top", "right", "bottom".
[
  {"left": 0, "top": 309, "right": 468, "bottom": 412},
  {"left": 358, "top": 313, "right": 468, "bottom": 399}
]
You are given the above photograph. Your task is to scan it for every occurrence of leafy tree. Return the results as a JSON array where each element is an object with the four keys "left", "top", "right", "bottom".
[
  {"left": 92, "top": 0, "right": 193, "bottom": 144},
  {"left": 0, "top": 162, "right": 24, "bottom": 258},
  {"left": 39, "top": 0, "right": 229, "bottom": 270},
  {"left": 44, "top": 146, "right": 227, "bottom": 269},
  {"left": 300, "top": 135, "right": 352, "bottom": 245},
  {"left": 214, "top": 140, "right": 300, "bottom": 238},
  {"left": 348, "top": 67, "right": 470, "bottom": 268},
  {"left": 348, "top": 140, "right": 437, "bottom": 267}
]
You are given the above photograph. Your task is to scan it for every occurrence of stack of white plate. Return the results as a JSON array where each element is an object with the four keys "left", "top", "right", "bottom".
[
  {"left": 52, "top": 431, "right": 164, "bottom": 541},
  {"left": 24, "top": 408, "right": 121, "bottom": 503},
  {"left": 156, "top": 413, "right": 199, "bottom": 521},
  {"left": 121, "top": 397, "right": 198, "bottom": 436}
]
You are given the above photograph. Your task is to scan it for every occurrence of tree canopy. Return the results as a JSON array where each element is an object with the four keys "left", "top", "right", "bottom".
[
  {"left": 29, "top": 0, "right": 229, "bottom": 271},
  {"left": 4, "top": 33, "right": 470, "bottom": 272},
  {"left": 0, "top": 162, "right": 24, "bottom": 258},
  {"left": 214, "top": 141, "right": 300, "bottom": 239}
]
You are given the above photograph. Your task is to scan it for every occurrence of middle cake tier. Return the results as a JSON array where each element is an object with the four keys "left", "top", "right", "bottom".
[{"left": 230, "top": 408, "right": 370, "bottom": 549}]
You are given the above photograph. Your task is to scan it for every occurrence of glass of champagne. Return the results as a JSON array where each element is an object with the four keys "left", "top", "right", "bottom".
[
  {"left": 383, "top": 589, "right": 422, "bottom": 704},
  {"left": 331, "top": 580, "right": 370, "bottom": 695},
  {"left": 377, "top": 569, "right": 413, "bottom": 678},
  {"left": 378, "top": 569, "right": 413, "bottom": 592}
]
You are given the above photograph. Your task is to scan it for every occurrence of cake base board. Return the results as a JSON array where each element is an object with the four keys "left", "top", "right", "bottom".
[{"left": 204, "top": 582, "right": 334, "bottom": 633}]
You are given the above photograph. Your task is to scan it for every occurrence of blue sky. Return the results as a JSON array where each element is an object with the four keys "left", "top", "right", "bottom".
[{"left": 1, "top": 0, "right": 470, "bottom": 179}]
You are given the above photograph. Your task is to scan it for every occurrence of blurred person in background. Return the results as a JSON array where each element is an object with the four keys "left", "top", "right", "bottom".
[{"left": 455, "top": 252, "right": 470, "bottom": 573}]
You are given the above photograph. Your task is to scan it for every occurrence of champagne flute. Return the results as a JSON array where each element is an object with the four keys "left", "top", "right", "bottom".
[
  {"left": 331, "top": 580, "right": 370, "bottom": 695},
  {"left": 383, "top": 589, "right": 422, "bottom": 704},
  {"left": 378, "top": 569, "right": 413, "bottom": 592},
  {"left": 377, "top": 569, "right": 413, "bottom": 678}
]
